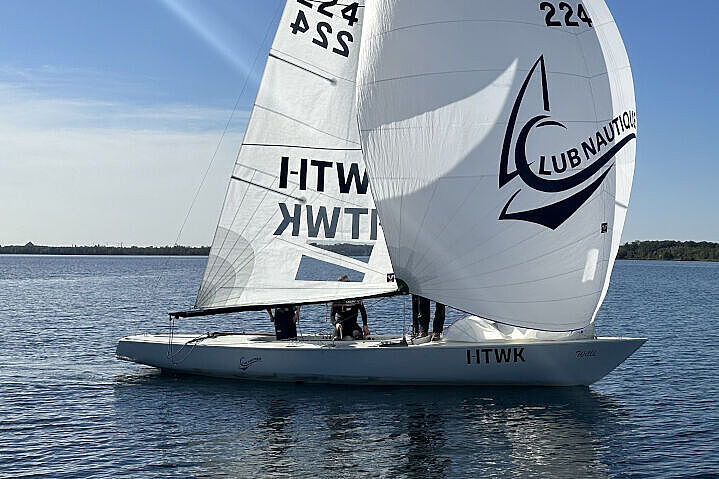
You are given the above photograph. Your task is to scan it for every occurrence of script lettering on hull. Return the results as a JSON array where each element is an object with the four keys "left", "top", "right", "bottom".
[{"left": 239, "top": 356, "right": 262, "bottom": 371}]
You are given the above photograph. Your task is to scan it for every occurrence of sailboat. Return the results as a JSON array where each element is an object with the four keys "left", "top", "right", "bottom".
[{"left": 117, "top": 0, "right": 645, "bottom": 386}]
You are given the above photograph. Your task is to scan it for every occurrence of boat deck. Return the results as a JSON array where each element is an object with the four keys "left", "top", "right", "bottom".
[
  {"left": 120, "top": 331, "right": 641, "bottom": 349},
  {"left": 123, "top": 332, "right": 420, "bottom": 350}
]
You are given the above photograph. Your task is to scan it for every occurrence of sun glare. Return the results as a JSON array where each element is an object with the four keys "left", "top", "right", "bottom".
[{"left": 157, "top": 0, "right": 257, "bottom": 77}]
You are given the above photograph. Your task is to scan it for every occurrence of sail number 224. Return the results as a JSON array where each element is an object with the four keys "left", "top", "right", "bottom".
[
  {"left": 292, "top": 1, "right": 361, "bottom": 58},
  {"left": 540, "top": 2, "right": 593, "bottom": 28}
]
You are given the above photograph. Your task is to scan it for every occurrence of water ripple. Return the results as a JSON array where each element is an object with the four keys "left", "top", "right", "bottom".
[{"left": 0, "top": 256, "right": 717, "bottom": 478}]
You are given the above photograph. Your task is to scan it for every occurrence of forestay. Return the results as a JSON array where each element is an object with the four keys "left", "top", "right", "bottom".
[
  {"left": 357, "top": 0, "right": 636, "bottom": 330},
  {"left": 195, "top": 0, "right": 397, "bottom": 311}
]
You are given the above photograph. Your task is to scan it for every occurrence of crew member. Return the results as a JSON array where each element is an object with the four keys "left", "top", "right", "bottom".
[
  {"left": 432, "top": 303, "right": 446, "bottom": 341},
  {"left": 267, "top": 305, "right": 300, "bottom": 340},
  {"left": 331, "top": 275, "right": 370, "bottom": 340},
  {"left": 411, "top": 295, "right": 431, "bottom": 338}
]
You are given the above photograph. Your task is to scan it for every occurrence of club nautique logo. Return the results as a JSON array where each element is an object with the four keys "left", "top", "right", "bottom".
[{"left": 498, "top": 55, "right": 637, "bottom": 230}]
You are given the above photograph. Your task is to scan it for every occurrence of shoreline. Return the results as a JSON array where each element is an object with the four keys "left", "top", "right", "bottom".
[
  {"left": 2, "top": 240, "right": 718, "bottom": 261},
  {"left": 1, "top": 255, "right": 717, "bottom": 263}
]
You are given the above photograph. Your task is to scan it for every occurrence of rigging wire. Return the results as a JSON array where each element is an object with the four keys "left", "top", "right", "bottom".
[{"left": 165, "top": 324, "right": 209, "bottom": 365}]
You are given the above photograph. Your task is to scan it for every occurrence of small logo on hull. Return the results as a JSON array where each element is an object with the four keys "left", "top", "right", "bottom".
[{"left": 239, "top": 356, "right": 262, "bottom": 371}]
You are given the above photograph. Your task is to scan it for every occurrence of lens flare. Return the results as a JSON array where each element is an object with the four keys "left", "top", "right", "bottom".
[{"left": 157, "top": 0, "right": 255, "bottom": 77}]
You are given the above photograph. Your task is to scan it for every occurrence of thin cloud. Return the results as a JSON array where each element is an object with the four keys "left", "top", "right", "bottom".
[
  {"left": 0, "top": 83, "right": 248, "bottom": 246},
  {"left": 0, "top": 82, "right": 249, "bottom": 132}
]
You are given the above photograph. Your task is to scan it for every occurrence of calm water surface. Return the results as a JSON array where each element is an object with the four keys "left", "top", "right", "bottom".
[{"left": 0, "top": 256, "right": 717, "bottom": 478}]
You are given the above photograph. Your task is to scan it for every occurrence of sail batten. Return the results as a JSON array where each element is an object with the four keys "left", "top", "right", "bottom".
[
  {"left": 268, "top": 52, "right": 338, "bottom": 83},
  {"left": 196, "top": 0, "right": 397, "bottom": 311},
  {"left": 357, "top": 0, "right": 635, "bottom": 331},
  {"left": 242, "top": 143, "right": 363, "bottom": 151}
]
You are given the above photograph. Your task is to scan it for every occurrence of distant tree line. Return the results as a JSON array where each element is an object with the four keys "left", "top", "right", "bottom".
[
  {"left": 617, "top": 241, "right": 719, "bottom": 262},
  {"left": 3, "top": 240, "right": 717, "bottom": 261},
  {"left": 309, "top": 242, "right": 374, "bottom": 256},
  {"left": 0, "top": 242, "right": 210, "bottom": 256}
]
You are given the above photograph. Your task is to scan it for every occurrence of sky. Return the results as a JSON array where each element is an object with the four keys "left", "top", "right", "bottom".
[{"left": 0, "top": 0, "right": 717, "bottom": 246}]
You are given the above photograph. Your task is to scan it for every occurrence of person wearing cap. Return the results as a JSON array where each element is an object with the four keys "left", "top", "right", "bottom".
[
  {"left": 331, "top": 275, "right": 370, "bottom": 340},
  {"left": 267, "top": 305, "right": 300, "bottom": 340}
]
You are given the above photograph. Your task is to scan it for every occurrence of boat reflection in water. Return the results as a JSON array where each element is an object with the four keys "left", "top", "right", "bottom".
[{"left": 113, "top": 372, "right": 625, "bottom": 478}]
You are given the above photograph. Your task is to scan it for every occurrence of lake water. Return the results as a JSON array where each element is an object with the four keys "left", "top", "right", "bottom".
[{"left": 1, "top": 256, "right": 717, "bottom": 478}]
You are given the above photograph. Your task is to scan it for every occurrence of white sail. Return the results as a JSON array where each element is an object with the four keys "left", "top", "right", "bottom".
[
  {"left": 357, "top": 0, "right": 636, "bottom": 331},
  {"left": 196, "top": 0, "right": 397, "bottom": 311}
]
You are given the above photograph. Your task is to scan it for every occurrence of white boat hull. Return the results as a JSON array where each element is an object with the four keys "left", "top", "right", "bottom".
[{"left": 117, "top": 333, "right": 645, "bottom": 386}]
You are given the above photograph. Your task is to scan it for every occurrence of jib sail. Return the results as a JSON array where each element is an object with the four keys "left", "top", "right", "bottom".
[{"left": 195, "top": 0, "right": 397, "bottom": 312}]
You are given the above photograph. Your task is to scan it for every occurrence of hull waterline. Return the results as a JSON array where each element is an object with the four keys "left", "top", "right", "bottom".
[{"left": 117, "top": 333, "right": 645, "bottom": 387}]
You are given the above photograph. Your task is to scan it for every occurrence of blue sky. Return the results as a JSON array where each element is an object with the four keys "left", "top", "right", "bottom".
[{"left": 0, "top": 1, "right": 716, "bottom": 246}]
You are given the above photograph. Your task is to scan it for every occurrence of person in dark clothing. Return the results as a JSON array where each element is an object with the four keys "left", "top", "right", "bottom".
[
  {"left": 331, "top": 299, "right": 369, "bottom": 339},
  {"left": 432, "top": 303, "right": 446, "bottom": 341},
  {"left": 411, "top": 295, "right": 419, "bottom": 336},
  {"left": 411, "top": 295, "right": 431, "bottom": 337},
  {"left": 331, "top": 275, "right": 370, "bottom": 340},
  {"left": 412, "top": 295, "right": 446, "bottom": 340},
  {"left": 266, "top": 305, "right": 300, "bottom": 340}
]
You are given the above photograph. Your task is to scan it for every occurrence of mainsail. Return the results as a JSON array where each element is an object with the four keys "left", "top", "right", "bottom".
[
  {"left": 194, "top": 0, "right": 397, "bottom": 312},
  {"left": 357, "top": 0, "right": 636, "bottom": 331}
]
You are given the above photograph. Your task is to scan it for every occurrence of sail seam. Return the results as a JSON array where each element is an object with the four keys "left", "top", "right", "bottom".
[
  {"left": 412, "top": 195, "right": 533, "bottom": 281},
  {"left": 407, "top": 178, "right": 490, "bottom": 279},
  {"left": 254, "top": 105, "right": 360, "bottom": 145},
  {"left": 366, "top": 19, "right": 590, "bottom": 40},
  {"left": 360, "top": 118, "right": 616, "bottom": 133},
  {"left": 403, "top": 182, "right": 440, "bottom": 271},
  {"left": 420, "top": 213, "right": 603, "bottom": 286},
  {"left": 436, "top": 289, "right": 602, "bottom": 305},
  {"left": 361, "top": 67, "right": 622, "bottom": 87},
  {"left": 426, "top": 265, "right": 588, "bottom": 292}
]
